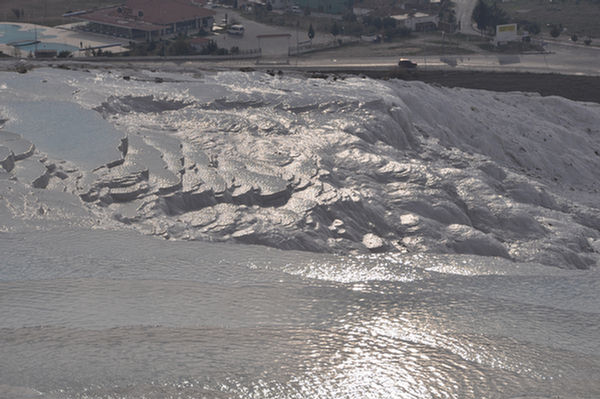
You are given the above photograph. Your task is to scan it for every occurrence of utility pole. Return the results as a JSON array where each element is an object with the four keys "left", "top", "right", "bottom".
[{"left": 442, "top": 31, "right": 445, "bottom": 55}]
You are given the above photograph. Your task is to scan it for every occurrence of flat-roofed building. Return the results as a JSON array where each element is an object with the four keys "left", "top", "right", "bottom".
[
  {"left": 293, "top": 0, "right": 350, "bottom": 14},
  {"left": 73, "top": 0, "right": 216, "bottom": 41},
  {"left": 392, "top": 12, "right": 438, "bottom": 31}
]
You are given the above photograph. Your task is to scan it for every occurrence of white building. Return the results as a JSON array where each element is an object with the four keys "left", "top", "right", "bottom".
[{"left": 392, "top": 12, "right": 438, "bottom": 31}]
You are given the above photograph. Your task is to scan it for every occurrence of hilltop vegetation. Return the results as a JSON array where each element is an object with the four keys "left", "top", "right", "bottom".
[{"left": 497, "top": 0, "right": 600, "bottom": 38}]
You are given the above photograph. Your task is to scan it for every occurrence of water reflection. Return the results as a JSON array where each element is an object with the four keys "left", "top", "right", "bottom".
[{"left": 1, "top": 231, "right": 599, "bottom": 398}]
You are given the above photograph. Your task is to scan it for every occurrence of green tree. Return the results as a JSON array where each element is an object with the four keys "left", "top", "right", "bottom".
[
  {"left": 342, "top": 10, "right": 357, "bottom": 22},
  {"left": 489, "top": 2, "right": 509, "bottom": 26},
  {"left": 550, "top": 24, "right": 561, "bottom": 38},
  {"left": 472, "top": 0, "right": 509, "bottom": 33},
  {"left": 472, "top": 0, "right": 490, "bottom": 31},
  {"left": 200, "top": 40, "right": 218, "bottom": 55},
  {"left": 308, "top": 23, "right": 315, "bottom": 40},
  {"left": 382, "top": 17, "right": 396, "bottom": 30},
  {"left": 518, "top": 20, "right": 540, "bottom": 35},
  {"left": 381, "top": 17, "right": 397, "bottom": 38},
  {"left": 168, "top": 35, "right": 192, "bottom": 55},
  {"left": 372, "top": 16, "right": 383, "bottom": 30},
  {"left": 331, "top": 21, "right": 340, "bottom": 36}
]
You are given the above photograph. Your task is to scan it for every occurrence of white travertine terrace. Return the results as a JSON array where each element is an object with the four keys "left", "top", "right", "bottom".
[{"left": 1, "top": 67, "right": 599, "bottom": 269}]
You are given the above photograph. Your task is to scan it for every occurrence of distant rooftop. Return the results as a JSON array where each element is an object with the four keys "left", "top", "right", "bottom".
[
  {"left": 392, "top": 12, "right": 433, "bottom": 20},
  {"left": 76, "top": 0, "right": 215, "bottom": 32},
  {"left": 189, "top": 37, "right": 212, "bottom": 44}
]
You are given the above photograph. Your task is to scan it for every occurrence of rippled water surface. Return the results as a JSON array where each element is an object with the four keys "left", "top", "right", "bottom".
[{"left": 1, "top": 228, "right": 599, "bottom": 399}]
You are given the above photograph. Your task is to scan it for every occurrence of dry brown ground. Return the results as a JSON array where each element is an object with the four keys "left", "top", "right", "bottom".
[
  {"left": 411, "top": 70, "right": 600, "bottom": 104},
  {"left": 320, "top": 69, "right": 600, "bottom": 104},
  {"left": 0, "top": 0, "right": 113, "bottom": 26},
  {"left": 306, "top": 32, "right": 489, "bottom": 59},
  {"left": 500, "top": 0, "right": 600, "bottom": 38}
]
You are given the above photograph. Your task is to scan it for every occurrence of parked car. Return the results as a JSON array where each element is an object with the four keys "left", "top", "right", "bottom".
[
  {"left": 398, "top": 59, "right": 417, "bottom": 69},
  {"left": 227, "top": 24, "right": 245, "bottom": 35}
]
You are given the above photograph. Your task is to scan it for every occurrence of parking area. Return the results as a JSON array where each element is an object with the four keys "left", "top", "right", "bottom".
[{"left": 210, "top": 8, "right": 336, "bottom": 55}]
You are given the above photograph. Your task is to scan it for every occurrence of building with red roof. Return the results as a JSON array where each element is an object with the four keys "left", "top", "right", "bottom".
[{"left": 73, "top": 0, "right": 216, "bottom": 41}]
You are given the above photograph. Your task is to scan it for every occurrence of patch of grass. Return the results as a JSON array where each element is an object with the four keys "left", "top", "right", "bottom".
[
  {"left": 242, "top": 9, "right": 330, "bottom": 35},
  {"left": 478, "top": 41, "right": 545, "bottom": 53},
  {"left": 452, "top": 32, "right": 488, "bottom": 42},
  {"left": 313, "top": 39, "right": 476, "bottom": 58},
  {"left": 417, "top": 45, "right": 477, "bottom": 55},
  {"left": 499, "top": 0, "right": 600, "bottom": 37}
]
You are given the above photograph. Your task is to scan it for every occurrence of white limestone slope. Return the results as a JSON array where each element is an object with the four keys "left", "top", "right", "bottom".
[{"left": 1, "top": 67, "right": 599, "bottom": 269}]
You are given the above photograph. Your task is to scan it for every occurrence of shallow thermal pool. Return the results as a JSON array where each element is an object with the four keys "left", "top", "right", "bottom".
[{"left": 1, "top": 228, "right": 599, "bottom": 399}]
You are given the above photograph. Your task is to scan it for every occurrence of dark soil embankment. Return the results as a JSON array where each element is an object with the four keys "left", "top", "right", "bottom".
[{"left": 362, "top": 70, "right": 600, "bottom": 104}]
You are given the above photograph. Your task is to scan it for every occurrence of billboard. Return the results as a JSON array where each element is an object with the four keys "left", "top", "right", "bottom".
[{"left": 496, "top": 23, "right": 518, "bottom": 43}]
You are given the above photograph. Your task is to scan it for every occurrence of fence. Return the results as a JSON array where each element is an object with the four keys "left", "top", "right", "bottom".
[{"left": 288, "top": 38, "right": 359, "bottom": 56}]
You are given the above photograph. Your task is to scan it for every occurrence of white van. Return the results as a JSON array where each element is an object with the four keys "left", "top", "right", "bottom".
[{"left": 227, "top": 24, "right": 245, "bottom": 35}]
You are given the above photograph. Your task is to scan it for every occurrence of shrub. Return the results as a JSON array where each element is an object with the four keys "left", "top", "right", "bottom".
[
  {"left": 168, "top": 35, "right": 192, "bottom": 55},
  {"left": 342, "top": 10, "right": 356, "bottom": 22},
  {"left": 200, "top": 41, "right": 218, "bottom": 54},
  {"left": 331, "top": 21, "right": 340, "bottom": 36},
  {"left": 308, "top": 24, "right": 315, "bottom": 40},
  {"left": 518, "top": 20, "right": 540, "bottom": 35},
  {"left": 15, "top": 62, "right": 29, "bottom": 74}
]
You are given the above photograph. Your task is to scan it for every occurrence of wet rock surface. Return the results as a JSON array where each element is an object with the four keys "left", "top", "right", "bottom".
[
  {"left": 93, "top": 95, "right": 190, "bottom": 117},
  {"left": 0, "top": 130, "right": 35, "bottom": 161},
  {"left": 13, "top": 156, "right": 50, "bottom": 189},
  {"left": 0, "top": 146, "right": 15, "bottom": 172},
  {"left": 1, "top": 67, "right": 599, "bottom": 269}
]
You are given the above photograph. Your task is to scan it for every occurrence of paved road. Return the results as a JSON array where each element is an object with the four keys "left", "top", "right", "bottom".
[
  {"left": 453, "top": 0, "right": 480, "bottom": 35},
  {"left": 3, "top": 45, "right": 595, "bottom": 77},
  {"left": 275, "top": 40, "right": 599, "bottom": 76}
]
